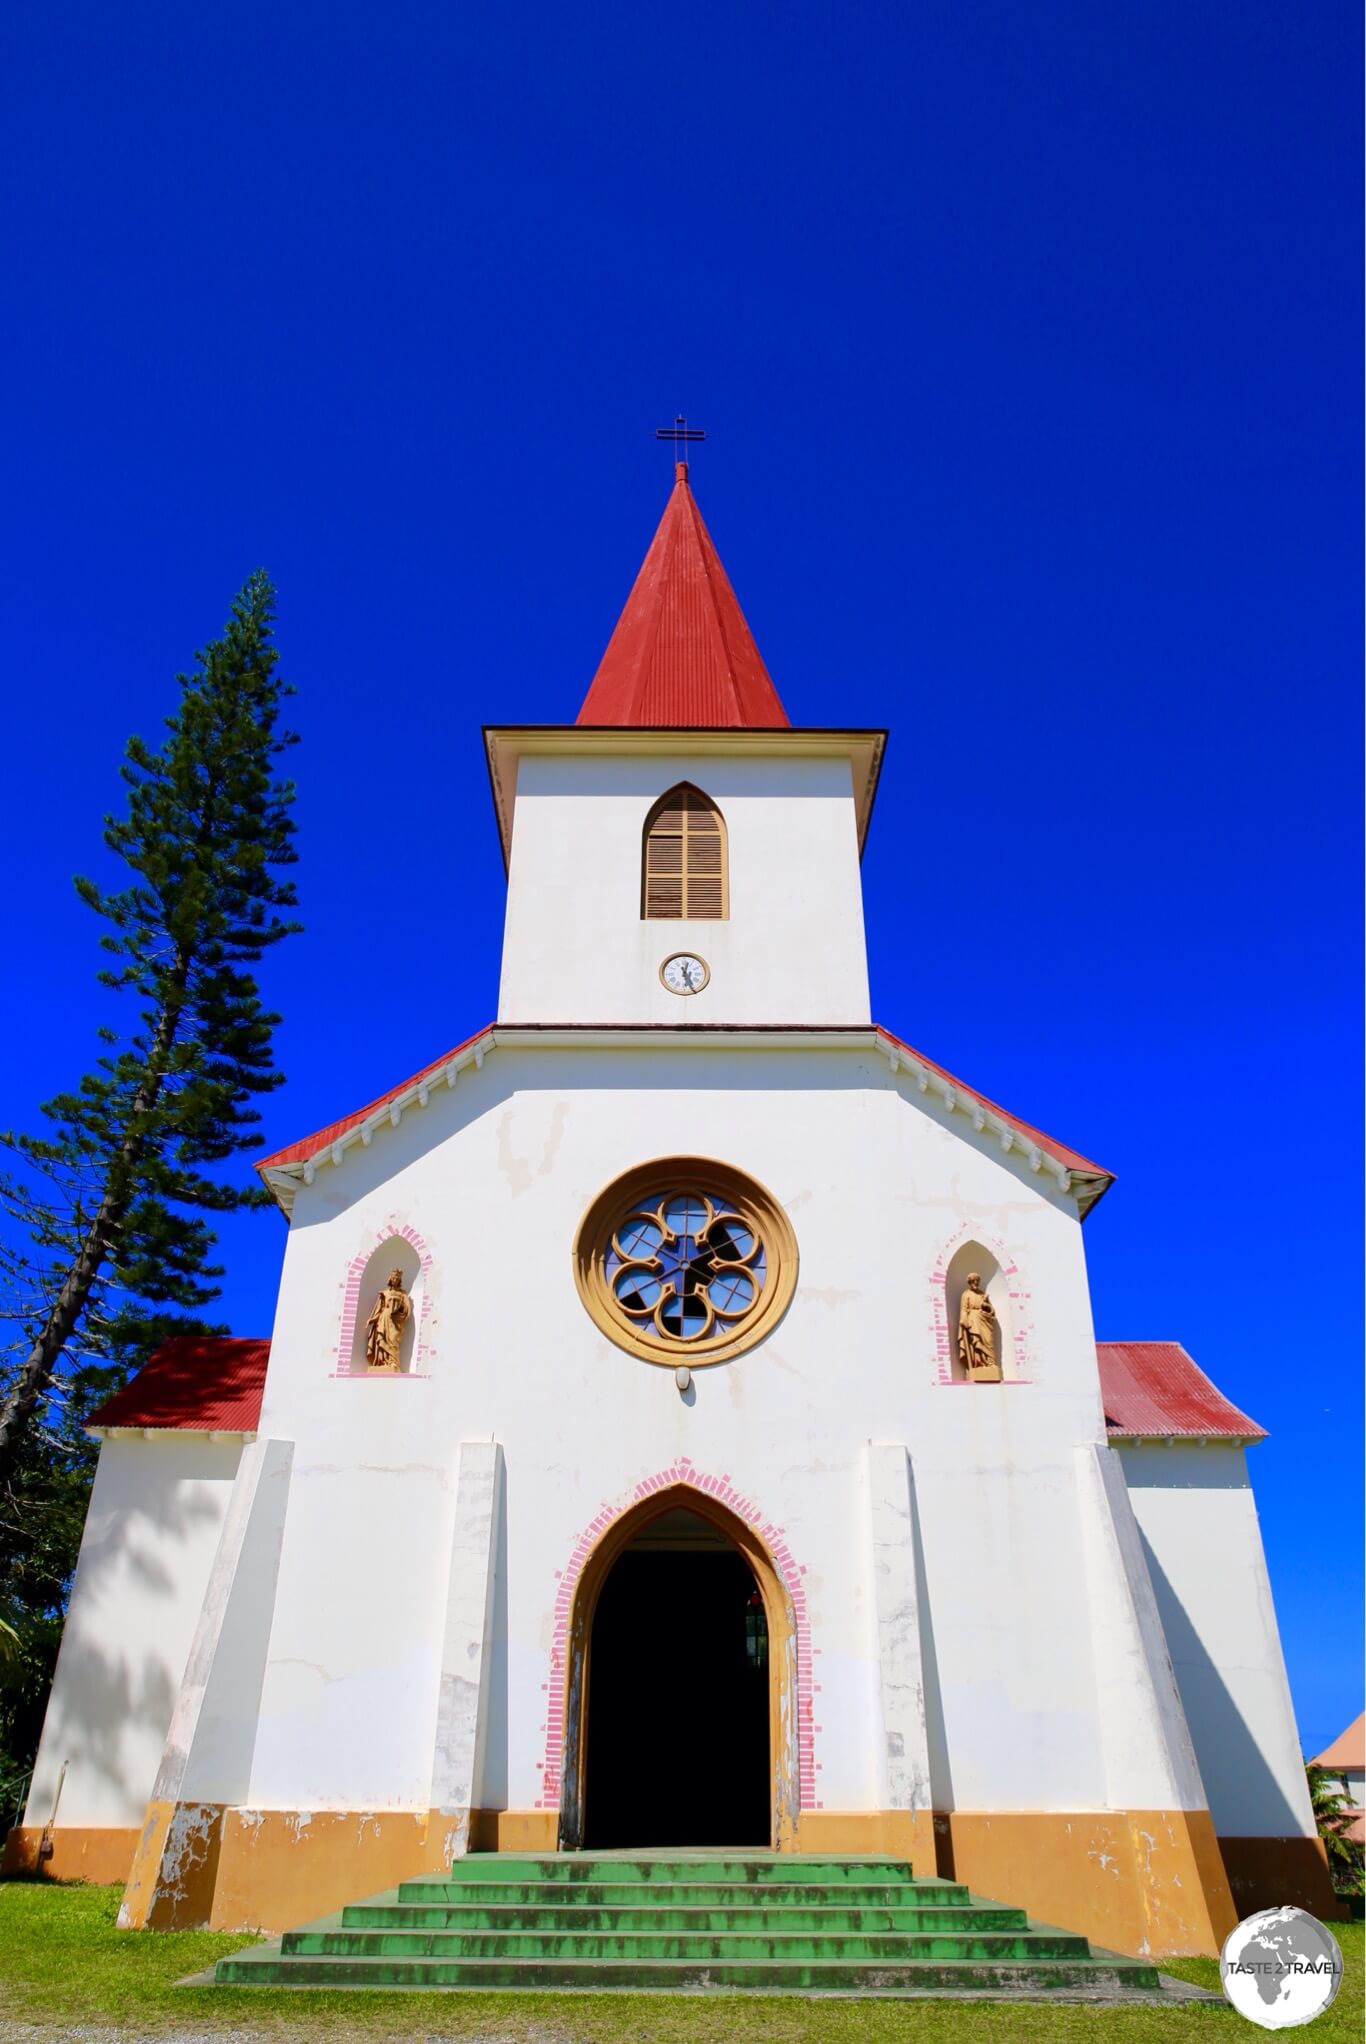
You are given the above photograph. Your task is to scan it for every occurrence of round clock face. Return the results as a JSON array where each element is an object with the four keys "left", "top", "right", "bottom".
[{"left": 660, "top": 952, "right": 709, "bottom": 996}]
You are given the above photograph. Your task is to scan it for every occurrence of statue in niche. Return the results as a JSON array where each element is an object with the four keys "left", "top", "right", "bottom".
[
  {"left": 365, "top": 1267, "right": 411, "bottom": 1373},
  {"left": 957, "top": 1271, "right": 1002, "bottom": 1381}
]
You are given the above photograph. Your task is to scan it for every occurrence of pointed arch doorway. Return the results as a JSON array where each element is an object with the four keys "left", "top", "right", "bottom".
[{"left": 558, "top": 1486, "right": 799, "bottom": 1850}]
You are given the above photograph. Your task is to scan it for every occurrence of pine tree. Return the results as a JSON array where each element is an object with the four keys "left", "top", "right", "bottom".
[{"left": 0, "top": 571, "right": 299, "bottom": 1496}]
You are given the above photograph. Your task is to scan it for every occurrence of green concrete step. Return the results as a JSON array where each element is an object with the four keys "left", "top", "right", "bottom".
[
  {"left": 283, "top": 1929, "right": 1094, "bottom": 1962},
  {"left": 430, "top": 1855, "right": 923, "bottom": 1886},
  {"left": 211, "top": 1851, "right": 1167, "bottom": 1998},
  {"left": 215, "top": 1953, "right": 1165, "bottom": 1992},
  {"left": 341, "top": 1901, "right": 1032, "bottom": 1932},
  {"left": 393, "top": 1878, "right": 973, "bottom": 1907}
]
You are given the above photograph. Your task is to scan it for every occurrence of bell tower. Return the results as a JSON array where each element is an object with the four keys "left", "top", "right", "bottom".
[{"left": 487, "top": 464, "right": 884, "bottom": 1027}]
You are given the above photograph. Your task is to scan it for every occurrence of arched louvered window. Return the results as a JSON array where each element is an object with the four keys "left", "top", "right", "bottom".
[{"left": 641, "top": 784, "right": 728, "bottom": 920}]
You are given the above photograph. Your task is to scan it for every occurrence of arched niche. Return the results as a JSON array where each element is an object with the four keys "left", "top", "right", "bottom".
[
  {"left": 348, "top": 1234, "right": 426, "bottom": 1375},
  {"left": 945, "top": 1240, "right": 1010, "bottom": 1383}
]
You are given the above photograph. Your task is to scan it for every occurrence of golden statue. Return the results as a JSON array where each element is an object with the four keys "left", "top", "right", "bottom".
[
  {"left": 957, "top": 1271, "right": 1002, "bottom": 1381},
  {"left": 365, "top": 1267, "right": 411, "bottom": 1373}
]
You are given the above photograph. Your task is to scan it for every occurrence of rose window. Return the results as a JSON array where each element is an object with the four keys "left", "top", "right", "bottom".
[
  {"left": 608, "top": 1194, "right": 764, "bottom": 1343},
  {"left": 574, "top": 1159, "right": 798, "bottom": 1367}
]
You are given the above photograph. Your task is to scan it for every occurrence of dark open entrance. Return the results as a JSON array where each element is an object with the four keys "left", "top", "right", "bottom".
[{"left": 583, "top": 1507, "right": 770, "bottom": 1847}]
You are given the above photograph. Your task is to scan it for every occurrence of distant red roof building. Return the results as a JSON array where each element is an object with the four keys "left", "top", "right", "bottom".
[
  {"left": 1312, "top": 1714, "right": 1365, "bottom": 1774},
  {"left": 85, "top": 1337, "right": 270, "bottom": 1435},
  {"left": 1096, "top": 1340, "right": 1265, "bottom": 1441},
  {"left": 1310, "top": 1713, "right": 1366, "bottom": 1846},
  {"left": 89, "top": 1333, "right": 1263, "bottom": 1446},
  {"left": 576, "top": 463, "right": 790, "bottom": 729}
]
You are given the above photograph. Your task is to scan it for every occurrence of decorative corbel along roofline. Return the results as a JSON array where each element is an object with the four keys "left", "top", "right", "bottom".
[
  {"left": 482, "top": 724, "right": 887, "bottom": 874},
  {"left": 255, "top": 1023, "right": 1112, "bottom": 1218}
]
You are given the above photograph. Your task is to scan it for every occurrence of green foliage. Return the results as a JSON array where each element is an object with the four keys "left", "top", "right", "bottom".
[
  {"left": 1308, "top": 1762, "right": 1366, "bottom": 1896},
  {"left": 0, "top": 572, "right": 299, "bottom": 1795}
]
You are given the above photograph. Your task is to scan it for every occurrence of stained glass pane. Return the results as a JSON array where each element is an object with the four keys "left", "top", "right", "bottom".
[
  {"left": 616, "top": 1214, "right": 663, "bottom": 1260},
  {"left": 614, "top": 1266, "right": 663, "bottom": 1314},
  {"left": 708, "top": 1216, "right": 755, "bottom": 1263},
  {"left": 659, "top": 1291, "right": 710, "bottom": 1339},
  {"left": 662, "top": 1194, "right": 709, "bottom": 1237},
  {"left": 709, "top": 1268, "right": 756, "bottom": 1316}
]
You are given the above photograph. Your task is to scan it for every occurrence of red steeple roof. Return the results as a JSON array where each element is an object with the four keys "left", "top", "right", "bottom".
[{"left": 576, "top": 464, "right": 790, "bottom": 728}]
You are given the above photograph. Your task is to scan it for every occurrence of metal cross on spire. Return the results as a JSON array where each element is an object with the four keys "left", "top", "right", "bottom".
[{"left": 656, "top": 415, "right": 706, "bottom": 465}]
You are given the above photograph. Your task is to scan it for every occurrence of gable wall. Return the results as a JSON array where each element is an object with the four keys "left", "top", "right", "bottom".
[{"left": 238, "top": 1042, "right": 1122, "bottom": 1824}]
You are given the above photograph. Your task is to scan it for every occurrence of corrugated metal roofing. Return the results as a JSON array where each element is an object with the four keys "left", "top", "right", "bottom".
[
  {"left": 89, "top": 1336, "right": 1258, "bottom": 1448},
  {"left": 576, "top": 464, "right": 790, "bottom": 728},
  {"left": 1097, "top": 1340, "right": 1265, "bottom": 1441},
  {"left": 85, "top": 1336, "right": 270, "bottom": 1434}
]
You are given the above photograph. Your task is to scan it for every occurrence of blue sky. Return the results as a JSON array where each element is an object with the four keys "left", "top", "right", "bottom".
[{"left": 5, "top": 3, "right": 1359, "bottom": 1750}]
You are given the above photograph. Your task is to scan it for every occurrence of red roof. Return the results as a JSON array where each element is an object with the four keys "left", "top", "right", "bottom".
[
  {"left": 85, "top": 1336, "right": 270, "bottom": 1434},
  {"left": 876, "top": 1027, "right": 1110, "bottom": 1185},
  {"left": 255, "top": 1022, "right": 1110, "bottom": 1199},
  {"left": 1096, "top": 1340, "right": 1265, "bottom": 1441},
  {"left": 256, "top": 1023, "right": 494, "bottom": 1171},
  {"left": 86, "top": 1335, "right": 1259, "bottom": 1447},
  {"left": 576, "top": 464, "right": 790, "bottom": 728}
]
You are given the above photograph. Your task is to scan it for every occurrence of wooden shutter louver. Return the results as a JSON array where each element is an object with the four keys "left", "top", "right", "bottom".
[{"left": 642, "top": 784, "right": 728, "bottom": 921}]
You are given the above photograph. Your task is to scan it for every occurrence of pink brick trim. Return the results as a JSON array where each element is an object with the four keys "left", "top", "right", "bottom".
[
  {"left": 929, "top": 1225, "right": 1033, "bottom": 1385},
  {"left": 536, "top": 1457, "right": 816, "bottom": 1813},
  {"left": 336, "top": 1222, "right": 435, "bottom": 1377}
]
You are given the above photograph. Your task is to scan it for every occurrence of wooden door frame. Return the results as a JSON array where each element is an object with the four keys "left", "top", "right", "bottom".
[{"left": 557, "top": 1484, "right": 799, "bottom": 1850}]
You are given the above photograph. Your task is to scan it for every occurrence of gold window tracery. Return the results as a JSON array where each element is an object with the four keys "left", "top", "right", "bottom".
[{"left": 574, "top": 1158, "right": 797, "bottom": 1367}]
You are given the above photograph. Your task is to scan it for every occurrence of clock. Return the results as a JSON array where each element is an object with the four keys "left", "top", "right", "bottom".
[{"left": 660, "top": 952, "right": 710, "bottom": 995}]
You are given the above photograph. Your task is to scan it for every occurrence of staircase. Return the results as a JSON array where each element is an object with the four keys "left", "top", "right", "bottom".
[{"left": 214, "top": 1852, "right": 1172, "bottom": 1996}]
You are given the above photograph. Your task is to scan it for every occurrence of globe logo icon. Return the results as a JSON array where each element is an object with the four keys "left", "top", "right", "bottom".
[{"left": 1220, "top": 1907, "right": 1343, "bottom": 2028}]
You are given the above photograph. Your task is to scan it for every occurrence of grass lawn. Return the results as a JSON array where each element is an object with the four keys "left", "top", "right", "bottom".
[{"left": 0, "top": 1881, "right": 1361, "bottom": 2042}]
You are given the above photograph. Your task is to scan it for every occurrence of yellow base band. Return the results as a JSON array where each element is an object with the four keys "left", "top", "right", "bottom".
[
  {"left": 937, "top": 1809, "right": 1238, "bottom": 1957},
  {"left": 22, "top": 1800, "right": 1304, "bottom": 1955},
  {"left": 1, "top": 1824, "right": 140, "bottom": 1886}
]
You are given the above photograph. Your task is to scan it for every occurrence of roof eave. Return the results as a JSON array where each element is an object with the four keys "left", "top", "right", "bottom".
[
  {"left": 1106, "top": 1428, "right": 1266, "bottom": 1447},
  {"left": 87, "top": 1424, "right": 259, "bottom": 1442},
  {"left": 484, "top": 724, "right": 888, "bottom": 873},
  {"left": 254, "top": 1019, "right": 1102, "bottom": 1218}
]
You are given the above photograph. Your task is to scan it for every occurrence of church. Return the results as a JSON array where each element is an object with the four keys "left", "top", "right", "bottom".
[{"left": 6, "top": 464, "right": 1334, "bottom": 1960}]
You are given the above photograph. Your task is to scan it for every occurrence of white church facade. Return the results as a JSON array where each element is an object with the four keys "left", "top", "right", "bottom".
[{"left": 6, "top": 467, "right": 1335, "bottom": 1956}]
